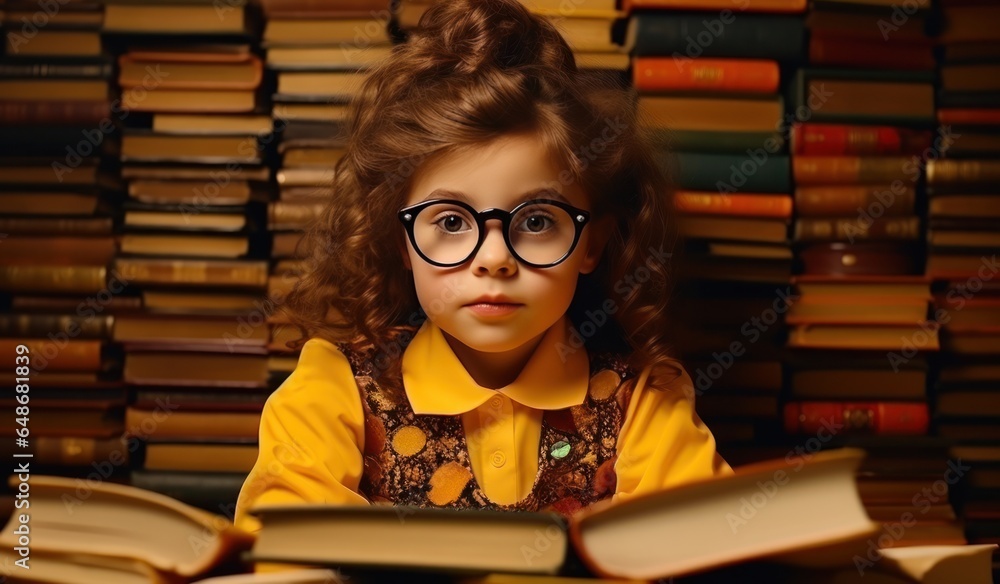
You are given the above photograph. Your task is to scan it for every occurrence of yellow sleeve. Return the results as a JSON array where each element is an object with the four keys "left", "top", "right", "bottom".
[
  {"left": 234, "top": 338, "right": 370, "bottom": 538},
  {"left": 612, "top": 362, "right": 734, "bottom": 504}
]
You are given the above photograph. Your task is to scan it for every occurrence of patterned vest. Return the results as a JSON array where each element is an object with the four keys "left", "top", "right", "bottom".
[{"left": 336, "top": 326, "right": 639, "bottom": 519}]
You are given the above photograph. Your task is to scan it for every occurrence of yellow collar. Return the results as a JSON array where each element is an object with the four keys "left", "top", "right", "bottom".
[{"left": 401, "top": 315, "right": 590, "bottom": 415}]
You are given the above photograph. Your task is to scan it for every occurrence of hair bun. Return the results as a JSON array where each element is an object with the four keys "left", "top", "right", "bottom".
[{"left": 408, "top": 0, "right": 574, "bottom": 76}]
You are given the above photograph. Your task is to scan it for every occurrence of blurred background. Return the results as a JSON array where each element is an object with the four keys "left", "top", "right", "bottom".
[{"left": 0, "top": 0, "right": 997, "bottom": 578}]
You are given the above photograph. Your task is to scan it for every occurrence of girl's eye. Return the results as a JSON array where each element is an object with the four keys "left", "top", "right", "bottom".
[
  {"left": 434, "top": 214, "right": 470, "bottom": 233},
  {"left": 517, "top": 213, "right": 554, "bottom": 233}
]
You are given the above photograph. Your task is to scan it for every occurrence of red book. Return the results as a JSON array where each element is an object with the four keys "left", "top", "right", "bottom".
[
  {"left": 938, "top": 108, "right": 1000, "bottom": 125},
  {"left": 792, "top": 123, "right": 933, "bottom": 156},
  {"left": 633, "top": 58, "right": 779, "bottom": 93},
  {"left": 784, "top": 401, "right": 929, "bottom": 435},
  {"left": 674, "top": 191, "right": 792, "bottom": 219}
]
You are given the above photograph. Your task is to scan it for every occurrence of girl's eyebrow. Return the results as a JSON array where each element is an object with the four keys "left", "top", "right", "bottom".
[{"left": 420, "top": 187, "right": 570, "bottom": 206}]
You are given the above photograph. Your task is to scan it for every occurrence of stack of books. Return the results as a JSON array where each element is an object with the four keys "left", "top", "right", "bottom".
[
  {"left": 926, "top": 2, "right": 1000, "bottom": 575},
  {"left": 0, "top": 0, "right": 136, "bottom": 489},
  {"left": 620, "top": 0, "right": 807, "bottom": 465},
  {"left": 100, "top": 0, "right": 273, "bottom": 511},
  {"left": 792, "top": 0, "right": 935, "bottom": 276}
]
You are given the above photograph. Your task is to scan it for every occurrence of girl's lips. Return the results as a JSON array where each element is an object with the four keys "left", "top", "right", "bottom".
[{"left": 463, "top": 302, "right": 522, "bottom": 317}]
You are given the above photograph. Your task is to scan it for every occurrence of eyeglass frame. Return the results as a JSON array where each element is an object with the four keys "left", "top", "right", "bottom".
[{"left": 397, "top": 198, "right": 592, "bottom": 268}]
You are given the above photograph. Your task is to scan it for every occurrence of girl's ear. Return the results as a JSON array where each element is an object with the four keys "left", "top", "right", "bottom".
[{"left": 579, "top": 215, "right": 614, "bottom": 275}]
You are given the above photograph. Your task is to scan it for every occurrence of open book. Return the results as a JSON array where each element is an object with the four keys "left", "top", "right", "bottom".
[
  {"left": 0, "top": 474, "right": 254, "bottom": 582},
  {"left": 248, "top": 448, "right": 883, "bottom": 579}
]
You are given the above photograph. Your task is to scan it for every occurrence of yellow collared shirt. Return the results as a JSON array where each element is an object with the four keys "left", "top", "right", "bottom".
[{"left": 234, "top": 316, "right": 733, "bottom": 537}]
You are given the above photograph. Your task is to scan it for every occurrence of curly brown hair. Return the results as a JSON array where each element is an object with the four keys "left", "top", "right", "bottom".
[{"left": 281, "top": 0, "right": 681, "bottom": 395}]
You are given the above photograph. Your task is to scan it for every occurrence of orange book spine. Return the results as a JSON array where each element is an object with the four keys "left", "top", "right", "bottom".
[
  {"left": 674, "top": 191, "right": 792, "bottom": 219},
  {"left": 633, "top": 58, "right": 779, "bottom": 93}
]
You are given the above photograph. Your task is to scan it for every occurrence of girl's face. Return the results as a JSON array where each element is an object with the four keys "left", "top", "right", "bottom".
[{"left": 400, "top": 132, "right": 607, "bottom": 354}]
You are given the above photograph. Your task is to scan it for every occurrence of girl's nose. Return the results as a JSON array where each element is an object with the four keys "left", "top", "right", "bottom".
[{"left": 472, "top": 219, "right": 517, "bottom": 276}]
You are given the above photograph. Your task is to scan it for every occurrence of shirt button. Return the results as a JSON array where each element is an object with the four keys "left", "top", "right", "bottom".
[
  {"left": 490, "top": 450, "right": 506, "bottom": 468},
  {"left": 489, "top": 396, "right": 503, "bottom": 409}
]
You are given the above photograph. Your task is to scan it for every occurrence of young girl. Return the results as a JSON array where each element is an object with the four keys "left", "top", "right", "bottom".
[{"left": 235, "top": 0, "right": 732, "bottom": 537}]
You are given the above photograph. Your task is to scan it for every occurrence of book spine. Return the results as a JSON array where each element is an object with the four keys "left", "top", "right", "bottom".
[
  {"left": 0, "top": 339, "right": 102, "bottom": 371},
  {"left": 674, "top": 191, "right": 792, "bottom": 218},
  {"left": 0, "top": 237, "right": 117, "bottom": 266},
  {"left": 260, "top": 0, "right": 388, "bottom": 16},
  {"left": 631, "top": 13, "right": 805, "bottom": 61},
  {"left": 0, "top": 62, "right": 112, "bottom": 78},
  {"left": 937, "top": 108, "right": 1000, "bottom": 125},
  {"left": 267, "top": 201, "right": 325, "bottom": 230},
  {"left": 632, "top": 57, "right": 779, "bottom": 93},
  {"left": 791, "top": 123, "right": 933, "bottom": 156},
  {"left": 0, "top": 314, "right": 113, "bottom": 338},
  {"left": 794, "top": 216, "right": 920, "bottom": 242},
  {"left": 673, "top": 152, "right": 792, "bottom": 193},
  {"left": 783, "top": 401, "right": 929, "bottom": 435},
  {"left": 0, "top": 265, "right": 108, "bottom": 294},
  {"left": 625, "top": 0, "right": 806, "bottom": 12},
  {"left": 808, "top": 36, "right": 934, "bottom": 71},
  {"left": 0, "top": 217, "right": 114, "bottom": 236},
  {"left": 795, "top": 185, "right": 916, "bottom": 216},
  {"left": 926, "top": 159, "right": 1000, "bottom": 186},
  {"left": 35, "top": 436, "right": 130, "bottom": 467},
  {"left": 0, "top": 100, "right": 110, "bottom": 126},
  {"left": 793, "top": 156, "right": 913, "bottom": 185},
  {"left": 114, "top": 258, "right": 268, "bottom": 287}
]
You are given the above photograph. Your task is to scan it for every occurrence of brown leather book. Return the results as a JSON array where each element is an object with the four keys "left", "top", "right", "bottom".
[
  {"left": 0, "top": 265, "right": 108, "bottom": 293},
  {"left": 787, "top": 323, "right": 940, "bottom": 351},
  {"left": 795, "top": 185, "right": 915, "bottom": 217},
  {"left": 261, "top": 0, "right": 391, "bottom": 17},
  {"left": 638, "top": 95, "right": 783, "bottom": 133},
  {"left": 144, "top": 443, "right": 258, "bottom": 473},
  {"left": 929, "top": 196, "right": 1000, "bottom": 218},
  {"left": 0, "top": 236, "right": 116, "bottom": 266},
  {"left": 123, "top": 352, "right": 269, "bottom": 388},
  {"left": 121, "top": 163, "right": 270, "bottom": 182},
  {"left": 121, "top": 134, "right": 261, "bottom": 164},
  {"left": 128, "top": 179, "right": 253, "bottom": 206},
  {"left": 793, "top": 216, "right": 920, "bottom": 242},
  {"left": 793, "top": 156, "right": 914, "bottom": 185},
  {"left": 120, "top": 233, "right": 250, "bottom": 258},
  {"left": 119, "top": 54, "right": 263, "bottom": 90},
  {"left": 119, "top": 88, "right": 257, "bottom": 113},
  {"left": 4, "top": 30, "right": 102, "bottom": 56},
  {"left": 799, "top": 243, "right": 921, "bottom": 276},
  {"left": 103, "top": 3, "right": 249, "bottom": 34},
  {"left": 115, "top": 315, "right": 269, "bottom": 350},
  {"left": 0, "top": 193, "right": 101, "bottom": 216},
  {"left": 0, "top": 339, "right": 103, "bottom": 371},
  {"left": 678, "top": 216, "right": 789, "bottom": 244},
  {"left": 790, "top": 368, "right": 926, "bottom": 400},
  {"left": 113, "top": 258, "right": 268, "bottom": 288},
  {"left": 0, "top": 216, "right": 113, "bottom": 236},
  {"left": 125, "top": 407, "right": 262, "bottom": 440},
  {"left": 0, "top": 100, "right": 109, "bottom": 126},
  {"left": 927, "top": 159, "right": 1000, "bottom": 186}
]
